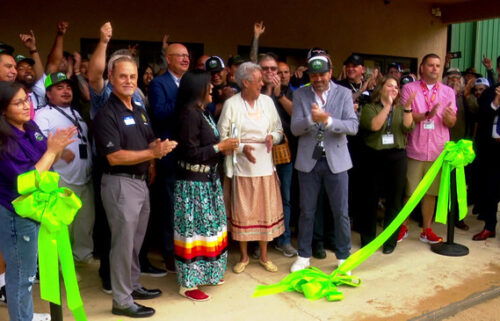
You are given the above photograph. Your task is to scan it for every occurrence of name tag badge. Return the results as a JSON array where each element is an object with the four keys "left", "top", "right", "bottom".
[
  {"left": 382, "top": 134, "right": 395, "bottom": 145},
  {"left": 124, "top": 116, "right": 136, "bottom": 126},
  {"left": 423, "top": 120, "right": 435, "bottom": 130}
]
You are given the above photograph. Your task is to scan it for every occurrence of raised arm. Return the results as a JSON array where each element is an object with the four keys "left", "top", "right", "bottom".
[
  {"left": 88, "top": 22, "right": 112, "bottom": 93},
  {"left": 46, "top": 21, "right": 69, "bottom": 74},
  {"left": 19, "top": 30, "right": 44, "bottom": 80},
  {"left": 73, "top": 51, "right": 90, "bottom": 101},
  {"left": 250, "top": 21, "right": 265, "bottom": 63}
]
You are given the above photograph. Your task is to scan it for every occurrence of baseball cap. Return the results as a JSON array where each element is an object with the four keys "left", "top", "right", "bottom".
[
  {"left": 308, "top": 56, "right": 331, "bottom": 74},
  {"left": 387, "top": 62, "right": 402, "bottom": 72},
  {"left": 344, "top": 54, "right": 364, "bottom": 66},
  {"left": 15, "top": 54, "right": 35, "bottom": 66},
  {"left": 228, "top": 55, "right": 246, "bottom": 67},
  {"left": 474, "top": 77, "right": 490, "bottom": 87},
  {"left": 0, "top": 42, "right": 14, "bottom": 55},
  {"left": 307, "top": 47, "right": 328, "bottom": 60},
  {"left": 44, "top": 72, "right": 71, "bottom": 89},
  {"left": 205, "top": 56, "right": 225, "bottom": 72},
  {"left": 445, "top": 67, "right": 462, "bottom": 77}
]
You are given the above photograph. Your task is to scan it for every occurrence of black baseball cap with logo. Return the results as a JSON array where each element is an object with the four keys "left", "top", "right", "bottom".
[
  {"left": 343, "top": 54, "right": 364, "bottom": 66},
  {"left": 308, "top": 56, "right": 331, "bottom": 74},
  {"left": 15, "top": 54, "right": 35, "bottom": 66},
  {"left": 205, "top": 56, "right": 225, "bottom": 72},
  {"left": 44, "top": 72, "right": 71, "bottom": 89}
]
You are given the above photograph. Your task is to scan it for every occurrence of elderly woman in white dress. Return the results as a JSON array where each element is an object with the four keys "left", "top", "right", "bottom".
[{"left": 218, "top": 62, "right": 284, "bottom": 273}]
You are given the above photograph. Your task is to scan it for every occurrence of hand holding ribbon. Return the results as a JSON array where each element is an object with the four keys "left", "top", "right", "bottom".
[{"left": 12, "top": 170, "right": 87, "bottom": 321}]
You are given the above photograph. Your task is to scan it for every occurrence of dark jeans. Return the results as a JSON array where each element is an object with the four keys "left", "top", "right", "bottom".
[
  {"left": 312, "top": 185, "right": 335, "bottom": 248},
  {"left": 149, "top": 161, "right": 176, "bottom": 261},
  {"left": 0, "top": 205, "right": 39, "bottom": 321},
  {"left": 276, "top": 162, "right": 293, "bottom": 246},
  {"left": 477, "top": 145, "right": 500, "bottom": 231},
  {"left": 359, "top": 148, "right": 407, "bottom": 248},
  {"left": 297, "top": 158, "right": 351, "bottom": 259}
]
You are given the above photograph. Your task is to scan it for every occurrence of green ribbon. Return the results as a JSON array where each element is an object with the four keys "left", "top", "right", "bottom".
[
  {"left": 12, "top": 170, "right": 87, "bottom": 321},
  {"left": 253, "top": 267, "right": 361, "bottom": 301},
  {"left": 253, "top": 139, "right": 475, "bottom": 301}
]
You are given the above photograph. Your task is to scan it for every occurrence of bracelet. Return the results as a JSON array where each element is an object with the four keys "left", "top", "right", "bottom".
[
  {"left": 29, "top": 49, "right": 38, "bottom": 54},
  {"left": 404, "top": 109, "right": 412, "bottom": 113},
  {"left": 213, "top": 144, "right": 220, "bottom": 153}
]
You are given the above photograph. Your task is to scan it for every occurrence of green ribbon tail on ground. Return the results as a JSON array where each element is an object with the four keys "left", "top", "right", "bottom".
[
  {"left": 11, "top": 170, "right": 88, "bottom": 321},
  {"left": 253, "top": 139, "right": 475, "bottom": 301}
]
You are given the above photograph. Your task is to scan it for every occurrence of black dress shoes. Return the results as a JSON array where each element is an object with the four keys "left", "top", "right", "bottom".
[
  {"left": 132, "top": 287, "right": 162, "bottom": 300},
  {"left": 382, "top": 245, "right": 395, "bottom": 254},
  {"left": 112, "top": 302, "right": 155, "bottom": 318},
  {"left": 312, "top": 244, "right": 326, "bottom": 259}
]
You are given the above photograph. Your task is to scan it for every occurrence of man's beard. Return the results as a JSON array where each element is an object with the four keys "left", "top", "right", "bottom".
[{"left": 18, "top": 78, "right": 35, "bottom": 90}]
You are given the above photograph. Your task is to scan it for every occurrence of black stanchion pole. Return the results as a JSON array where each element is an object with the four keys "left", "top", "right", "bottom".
[
  {"left": 49, "top": 272, "right": 63, "bottom": 321},
  {"left": 50, "top": 302, "right": 63, "bottom": 321},
  {"left": 431, "top": 169, "right": 469, "bottom": 256}
]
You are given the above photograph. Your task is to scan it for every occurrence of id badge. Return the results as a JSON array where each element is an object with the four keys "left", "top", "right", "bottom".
[
  {"left": 79, "top": 144, "right": 88, "bottom": 159},
  {"left": 382, "top": 134, "right": 395, "bottom": 145},
  {"left": 312, "top": 144, "right": 324, "bottom": 160},
  {"left": 124, "top": 116, "right": 136, "bottom": 126},
  {"left": 423, "top": 120, "right": 435, "bottom": 130}
]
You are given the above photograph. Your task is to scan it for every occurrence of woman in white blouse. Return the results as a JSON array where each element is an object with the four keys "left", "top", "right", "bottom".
[{"left": 218, "top": 62, "right": 284, "bottom": 274}]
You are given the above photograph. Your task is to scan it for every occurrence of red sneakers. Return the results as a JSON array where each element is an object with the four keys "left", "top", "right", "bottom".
[
  {"left": 397, "top": 225, "right": 408, "bottom": 242},
  {"left": 419, "top": 228, "right": 443, "bottom": 244}
]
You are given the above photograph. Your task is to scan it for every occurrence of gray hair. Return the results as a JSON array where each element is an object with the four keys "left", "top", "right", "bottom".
[
  {"left": 107, "top": 54, "right": 137, "bottom": 75},
  {"left": 235, "top": 62, "right": 262, "bottom": 88}
]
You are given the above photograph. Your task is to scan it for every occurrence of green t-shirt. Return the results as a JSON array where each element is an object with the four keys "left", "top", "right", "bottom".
[{"left": 360, "top": 102, "right": 414, "bottom": 150}]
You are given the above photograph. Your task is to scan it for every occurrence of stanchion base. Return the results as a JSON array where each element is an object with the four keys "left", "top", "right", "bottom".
[{"left": 431, "top": 242, "right": 469, "bottom": 257}]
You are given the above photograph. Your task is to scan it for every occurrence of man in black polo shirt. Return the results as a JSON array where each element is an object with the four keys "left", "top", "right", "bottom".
[{"left": 93, "top": 56, "right": 177, "bottom": 318}]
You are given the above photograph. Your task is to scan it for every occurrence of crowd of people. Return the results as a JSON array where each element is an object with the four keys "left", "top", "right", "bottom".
[{"left": 0, "top": 20, "right": 499, "bottom": 320}]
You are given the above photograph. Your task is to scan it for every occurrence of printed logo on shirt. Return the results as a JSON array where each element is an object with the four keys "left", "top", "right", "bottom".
[
  {"left": 106, "top": 141, "right": 114, "bottom": 148},
  {"left": 34, "top": 132, "right": 44, "bottom": 141},
  {"left": 123, "top": 116, "right": 136, "bottom": 126},
  {"left": 141, "top": 113, "right": 148, "bottom": 125}
]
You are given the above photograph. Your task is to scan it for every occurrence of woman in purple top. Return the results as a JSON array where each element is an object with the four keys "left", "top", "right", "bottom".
[{"left": 0, "top": 81, "right": 76, "bottom": 321}]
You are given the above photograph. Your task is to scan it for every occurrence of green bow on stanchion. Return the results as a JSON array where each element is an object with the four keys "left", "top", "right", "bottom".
[
  {"left": 253, "top": 139, "right": 475, "bottom": 301},
  {"left": 11, "top": 170, "right": 88, "bottom": 321}
]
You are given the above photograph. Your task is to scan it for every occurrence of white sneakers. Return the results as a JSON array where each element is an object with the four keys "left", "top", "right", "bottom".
[
  {"left": 290, "top": 256, "right": 310, "bottom": 272},
  {"left": 337, "top": 259, "right": 351, "bottom": 276},
  {"left": 290, "top": 257, "right": 352, "bottom": 275},
  {"left": 32, "top": 313, "right": 51, "bottom": 321}
]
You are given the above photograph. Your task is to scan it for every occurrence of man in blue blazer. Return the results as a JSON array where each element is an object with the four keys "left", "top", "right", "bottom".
[
  {"left": 290, "top": 55, "right": 359, "bottom": 273},
  {"left": 148, "top": 43, "right": 190, "bottom": 272}
]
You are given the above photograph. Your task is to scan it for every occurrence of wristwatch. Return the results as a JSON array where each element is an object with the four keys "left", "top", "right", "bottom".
[{"left": 404, "top": 108, "right": 413, "bottom": 113}]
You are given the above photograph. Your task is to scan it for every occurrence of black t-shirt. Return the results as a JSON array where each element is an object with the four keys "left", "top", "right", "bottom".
[{"left": 93, "top": 93, "right": 155, "bottom": 175}]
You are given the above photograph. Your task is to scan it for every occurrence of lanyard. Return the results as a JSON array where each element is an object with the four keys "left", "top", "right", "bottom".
[
  {"left": 385, "top": 106, "right": 394, "bottom": 133},
  {"left": 420, "top": 81, "right": 439, "bottom": 111},
  {"left": 50, "top": 105, "right": 87, "bottom": 143}
]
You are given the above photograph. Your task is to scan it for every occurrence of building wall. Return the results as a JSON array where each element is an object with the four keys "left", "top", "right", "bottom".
[{"left": 1, "top": 0, "right": 448, "bottom": 71}]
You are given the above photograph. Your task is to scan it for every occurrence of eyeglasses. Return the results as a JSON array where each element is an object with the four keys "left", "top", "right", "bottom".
[
  {"left": 10, "top": 97, "right": 30, "bottom": 108},
  {"left": 261, "top": 66, "right": 277, "bottom": 72},
  {"left": 168, "top": 53, "right": 190, "bottom": 59}
]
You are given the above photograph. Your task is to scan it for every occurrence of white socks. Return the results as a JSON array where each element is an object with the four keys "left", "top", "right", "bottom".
[{"left": 0, "top": 273, "right": 5, "bottom": 287}]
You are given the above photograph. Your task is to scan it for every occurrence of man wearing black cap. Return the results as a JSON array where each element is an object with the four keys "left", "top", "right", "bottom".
[
  {"left": 290, "top": 55, "right": 358, "bottom": 273},
  {"left": 205, "top": 56, "right": 235, "bottom": 117},
  {"left": 34, "top": 72, "right": 96, "bottom": 263},
  {"left": 387, "top": 62, "right": 403, "bottom": 80},
  {"left": 337, "top": 54, "right": 370, "bottom": 107}
]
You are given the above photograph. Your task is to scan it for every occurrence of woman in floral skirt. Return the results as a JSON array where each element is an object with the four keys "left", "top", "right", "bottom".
[{"left": 173, "top": 70, "right": 239, "bottom": 301}]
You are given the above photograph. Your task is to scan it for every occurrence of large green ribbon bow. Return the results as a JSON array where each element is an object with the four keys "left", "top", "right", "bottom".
[
  {"left": 254, "top": 139, "right": 475, "bottom": 301},
  {"left": 12, "top": 170, "right": 87, "bottom": 321},
  {"left": 253, "top": 267, "right": 361, "bottom": 301}
]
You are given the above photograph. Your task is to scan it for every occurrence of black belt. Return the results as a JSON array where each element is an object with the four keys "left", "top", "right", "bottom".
[{"left": 105, "top": 172, "right": 147, "bottom": 181}]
